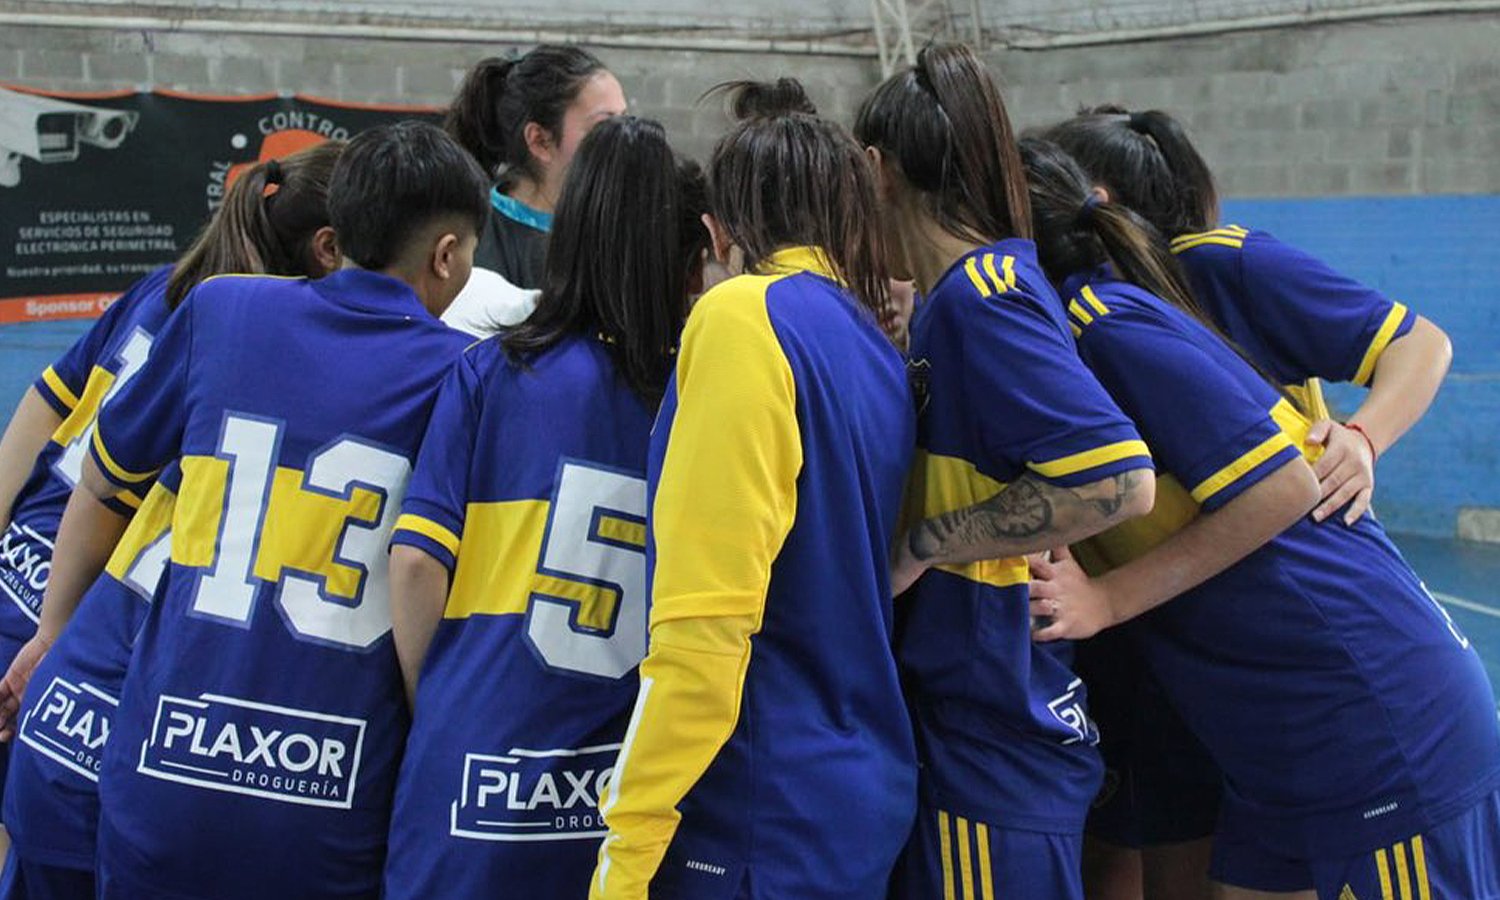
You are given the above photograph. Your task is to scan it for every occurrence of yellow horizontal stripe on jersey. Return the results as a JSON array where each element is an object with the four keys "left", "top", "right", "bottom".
[
  {"left": 1169, "top": 226, "right": 1249, "bottom": 251},
  {"left": 938, "top": 810, "right": 956, "bottom": 900},
  {"left": 253, "top": 467, "right": 383, "bottom": 601},
  {"left": 1411, "top": 837, "right": 1431, "bottom": 900},
  {"left": 51, "top": 367, "right": 114, "bottom": 447},
  {"left": 1351, "top": 302, "right": 1410, "bottom": 387},
  {"left": 975, "top": 822, "right": 996, "bottom": 900},
  {"left": 907, "top": 450, "right": 1029, "bottom": 590},
  {"left": 1081, "top": 285, "right": 1110, "bottom": 317},
  {"left": 1189, "top": 431, "right": 1295, "bottom": 504},
  {"left": 1081, "top": 473, "right": 1200, "bottom": 570},
  {"left": 1027, "top": 440, "right": 1151, "bottom": 480},
  {"left": 1067, "top": 298, "right": 1095, "bottom": 326},
  {"left": 173, "top": 455, "right": 229, "bottom": 568},
  {"left": 91, "top": 427, "right": 158, "bottom": 484},
  {"left": 1376, "top": 847, "right": 1395, "bottom": 900},
  {"left": 445, "top": 499, "right": 549, "bottom": 620},
  {"left": 40, "top": 366, "right": 81, "bottom": 411},
  {"left": 105, "top": 482, "right": 176, "bottom": 581},
  {"left": 393, "top": 513, "right": 460, "bottom": 558},
  {"left": 965, "top": 257, "right": 993, "bottom": 298}
]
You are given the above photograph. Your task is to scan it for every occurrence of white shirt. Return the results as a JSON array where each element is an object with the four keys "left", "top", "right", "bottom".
[{"left": 441, "top": 266, "right": 540, "bottom": 337}]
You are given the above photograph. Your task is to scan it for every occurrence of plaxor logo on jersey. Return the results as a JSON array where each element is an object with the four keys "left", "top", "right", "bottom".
[
  {"left": 139, "top": 693, "right": 366, "bottom": 809},
  {"left": 0, "top": 520, "right": 52, "bottom": 621},
  {"left": 450, "top": 744, "right": 619, "bottom": 842},
  {"left": 18, "top": 676, "right": 115, "bottom": 781}
]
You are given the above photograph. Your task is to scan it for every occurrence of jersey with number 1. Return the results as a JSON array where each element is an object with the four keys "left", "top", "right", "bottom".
[
  {"left": 0, "top": 266, "right": 169, "bottom": 645},
  {"left": 385, "top": 333, "right": 654, "bottom": 900},
  {"left": 90, "top": 269, "right": 470, "bottom": 900}
]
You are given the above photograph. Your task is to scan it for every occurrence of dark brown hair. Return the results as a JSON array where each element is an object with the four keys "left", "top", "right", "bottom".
[
  {"left": 167, "top": 141, "right": 343, "bottom": 309},
  {"left": 854, "top": 41, "right": 1031, "bottom": 243},
  {"left": 704, "top": 78, "right": 890, "bottom": 318},
  {"left": 446, "top": 46, "right": 609, "bottom": 184},
  {"left": 1020, "top": 137, "right": 1284, "bottom": 395},
  {"left": 1044, "top": 106, "right": 1219, "bottom": 237},
  {"left": 502, "top": 116, "right": 700, "bottom": 401}
]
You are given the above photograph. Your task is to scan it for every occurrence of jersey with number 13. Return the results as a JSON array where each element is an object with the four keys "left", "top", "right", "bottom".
[{"left": 90, "top": 269, "right": 471, "bottom": 900}]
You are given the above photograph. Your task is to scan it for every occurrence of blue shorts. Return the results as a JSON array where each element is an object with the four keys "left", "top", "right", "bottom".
[
  {"left": 1075, "top": 630, "right": 1221, "bottom": 848},
  {"left": 0, "top": 851, "right": 93, "bottom": 900},
  {"left": 1211, "top": 788, "right": 1500, "bottom": 898},
  {"left": 890, "top": 804, "right": 1084, "bottom": 900}
]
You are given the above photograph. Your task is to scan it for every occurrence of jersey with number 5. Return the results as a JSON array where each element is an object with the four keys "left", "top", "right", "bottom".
[
  {"left": 384, "top": 333, "right": 654, "bottom": 900},
  {"left": 0, "top": 265, "right": 170, "bottom": 643},
  {"left": 89, "top": 269, "right": 471, "bottom": 900}
]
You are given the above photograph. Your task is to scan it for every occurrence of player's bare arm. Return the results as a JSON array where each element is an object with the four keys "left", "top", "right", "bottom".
[{"left": 892, "top": 469, "right": 1152, "bottom": 595}]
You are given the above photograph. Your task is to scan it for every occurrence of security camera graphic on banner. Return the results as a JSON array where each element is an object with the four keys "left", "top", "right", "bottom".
[{"left": 0, "top": 88, "right": 139, "bottom": 188}]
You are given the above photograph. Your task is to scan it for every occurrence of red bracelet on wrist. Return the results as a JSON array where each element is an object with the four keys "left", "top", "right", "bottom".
[{"left": 1346, "top": 422, "right": 1379, "bottom": 462}]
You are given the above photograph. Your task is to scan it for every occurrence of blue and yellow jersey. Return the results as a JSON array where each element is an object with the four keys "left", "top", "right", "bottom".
[
  {"left": 1171, "top": 225, "right": 1414, "bottom": 417},
  {"left": 900, "top": 241, "right": 1151, "bottom": 835},
  {"left": 4, "top": 468, "right": 176, "bottom": 871},
  {"left": 591, "top": 247, "right": 917, "bottom": 900},
  {"left": 384, "top": 333, "right": 656, "bottom": 900},
  {"left": 87, "top": 269, "right": 470, "bottom": 900},
  {"left": 0, "top": 266, "right": 170, "bottom": 642},
  {"left": 1061, "top": 269, "right": 1500, "bottom": 861}
]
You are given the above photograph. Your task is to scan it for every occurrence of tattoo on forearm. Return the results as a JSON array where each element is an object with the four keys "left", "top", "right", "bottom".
[{"left": 909, "top": 469, "right": 1143, "bottom": 564}]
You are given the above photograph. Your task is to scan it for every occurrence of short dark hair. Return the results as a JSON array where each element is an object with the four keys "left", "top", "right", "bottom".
[
  {"left": 854, "top": 42, "right": 1032, "bottom": 244},
  {"left": 446, "top": 46, "right": 609, "bottom": 182},
  {"left": 503, "top": 116, "right": 702, "bottom": 401},
  {"left": 329, "top": 120, "right": 489, "bottom": 270},
  {"left": 1043, "top": 107, "right": 1219, "bottom": 237}
]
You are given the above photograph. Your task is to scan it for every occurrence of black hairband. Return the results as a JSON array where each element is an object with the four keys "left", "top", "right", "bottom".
[{"left": 1076, "top": 193, "right": 1104, "bottom": 228}]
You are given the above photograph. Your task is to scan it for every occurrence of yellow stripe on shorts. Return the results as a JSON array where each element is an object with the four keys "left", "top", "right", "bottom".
[
  {"left": 974, "top": 822, "right": 995, "bottom": 900},
  {"left": 937, "top": 810, "right": 956, "bottom": 900},
  {"left": 1411, "top": 836, "right": 1432, "bottom": 900},
  {"left": 956, "top": 816, "right": 975, "bottom": 900}
]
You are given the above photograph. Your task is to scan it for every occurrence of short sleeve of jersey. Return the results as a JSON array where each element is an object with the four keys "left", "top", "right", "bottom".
[
  {"left": 958, "top": 291, "right": 1151, "bottom": 487},
  {"left": 389, "top": 346, "right": 484, "bottom": 572},
  {"left": 89, "top": 297, "right": 192, "bottom": 491},
  {"left": 33, "top": 285, "right": 140, "bottom": 416},
  {"left": 1077, "top": 309, "right": 1303, "bottom": 513},
  {"left": 1238, "top": 233, "right": 1414, "bottom": 386}
]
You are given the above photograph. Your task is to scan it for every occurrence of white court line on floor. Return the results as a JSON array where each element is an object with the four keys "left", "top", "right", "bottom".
[{"left": 1434, "top": 591, "right": 1500, "bottom": 620}]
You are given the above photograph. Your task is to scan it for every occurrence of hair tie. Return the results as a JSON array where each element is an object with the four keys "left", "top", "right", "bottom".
[
  {"left": 262, "top": 159, "right": 284, "bottom": 199},
  {"left": 1076, "top": 193, "right": 1104, "bottom": 227}
]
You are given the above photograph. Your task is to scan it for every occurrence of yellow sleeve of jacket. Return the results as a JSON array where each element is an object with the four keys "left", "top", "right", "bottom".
[{"left": 591, "top": 278, "right": 803, "bottom": 900}]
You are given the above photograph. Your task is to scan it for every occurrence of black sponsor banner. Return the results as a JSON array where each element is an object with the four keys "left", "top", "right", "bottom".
[{"left": 0, "top": 86, "right": 439, "bottom": 324}]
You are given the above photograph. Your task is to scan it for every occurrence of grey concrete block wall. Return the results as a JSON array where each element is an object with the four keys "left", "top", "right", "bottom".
[{"left": 4, "top": 11, "right": 1500, "bottom": 194}]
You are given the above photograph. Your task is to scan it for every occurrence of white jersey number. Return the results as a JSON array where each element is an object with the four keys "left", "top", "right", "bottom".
[
  {"left": 188, "top": 414, "right": 410, "bottom": 651},
  {"left": 53, "top": 327, "right": 154, "bottom": 488},
  {"left": 527, "top": 462, "right": 649, "bottom": 680}
]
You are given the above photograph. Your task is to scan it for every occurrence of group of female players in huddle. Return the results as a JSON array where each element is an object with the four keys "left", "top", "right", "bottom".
[{"left": 0, "top": 37, "right": 1493, "bottom": 900}]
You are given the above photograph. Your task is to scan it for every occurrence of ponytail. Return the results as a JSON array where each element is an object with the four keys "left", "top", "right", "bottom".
[
  {"left": 168, "top": 140, "right": 343, "bottom": 309},
  {"left": 1044, "top": 107, "right": 1218, "bottom": 237},
  {"left": 1019, "top": 137, "right": 1285, "bottom": 395},
  {"left": 445, "top": 46, "right": 609, "bottom": 184},
  {"left": 854, "top": 41, "right": 1031, "bottom": 244}
]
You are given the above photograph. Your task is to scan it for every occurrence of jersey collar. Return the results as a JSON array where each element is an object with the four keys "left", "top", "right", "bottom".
[
  {"left": 757, "top": 245, "right": 843, "bottom": 283},
  {"left": 491, "top": 188, "right": 553, "bottom": 233},
  {"left": 316, "top": 268, "right": 430, "bottom": 318},
  {"left": 1058, "top": 263, "right": 1114, "bottom": 302}
]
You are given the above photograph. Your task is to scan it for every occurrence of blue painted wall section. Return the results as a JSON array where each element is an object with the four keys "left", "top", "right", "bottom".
[
  {"left": 1221, "top": 196, "right": 1500, "bottom": 538},
  {"left": 2, "top": 195, "right": 1497, "bottom": 537}
]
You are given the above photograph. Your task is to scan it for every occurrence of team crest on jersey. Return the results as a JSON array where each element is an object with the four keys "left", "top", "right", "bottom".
[
  {"left": 1048, "top": 679, "right": 1101, "bottom": 746},
  {"left": 0, "top": 521, "right": 51, "bottom": 621},
  {"left": 450, "top": 744, "right": 619, "bottom": 842},
  {"left": 138, "top": 693, "right": 366, "bottom": 809},
  {"left": 18, "top": 676, "right": 115, "bottom": 781},
  {"left": 908, "top": 357, "right": 932, "bottom": 415}
]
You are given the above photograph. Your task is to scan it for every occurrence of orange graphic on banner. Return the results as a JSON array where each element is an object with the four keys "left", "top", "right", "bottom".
[
  {"left": 225, "top": 129, "right": 330, "bottom": 190},
  {"left": 0, "top": 293, "right": 119, "bottom": 325}
]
